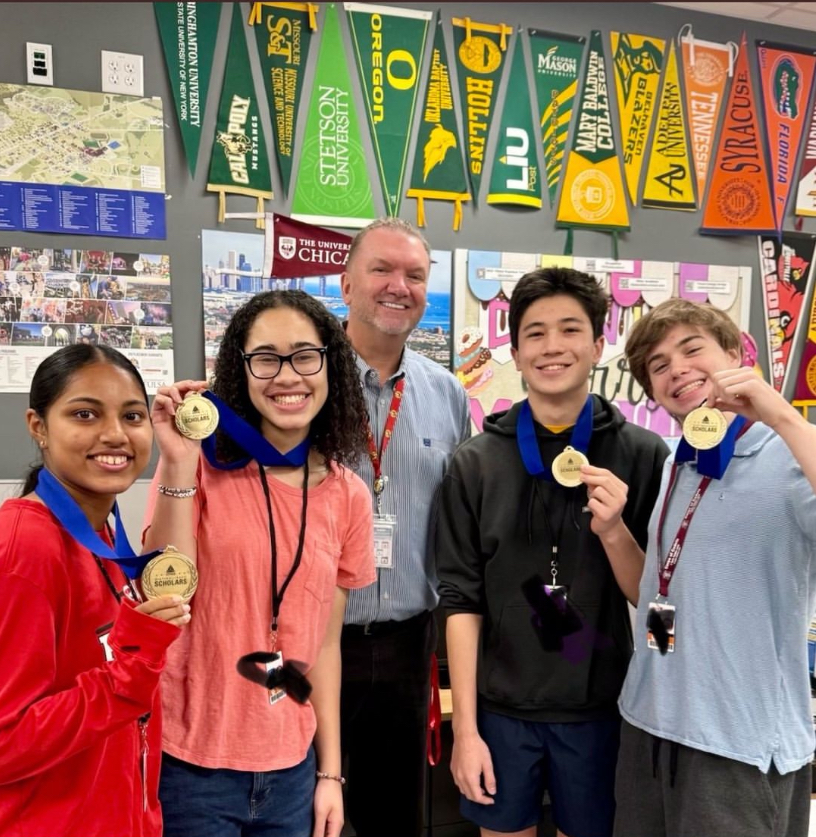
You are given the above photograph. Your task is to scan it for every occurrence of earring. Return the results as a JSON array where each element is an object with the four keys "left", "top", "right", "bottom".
[{"left": 39, "top": 440, "right": 45, "bottom": 448}]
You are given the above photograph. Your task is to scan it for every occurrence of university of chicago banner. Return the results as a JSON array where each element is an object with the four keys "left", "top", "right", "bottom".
[{"left": 263, "top": 213, "right": 351, "bottom": 278}]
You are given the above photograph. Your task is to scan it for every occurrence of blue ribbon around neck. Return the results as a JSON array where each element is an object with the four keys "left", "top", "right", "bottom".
[
  {"left": 34, "top": 468, "right": 159, "bottom": 579},
  {"left": 200, "top": 390, "right": 311, "bottom": 471},
  {"left": 674, "top": 414, "right": 747, "bottom": 479},
  {"left": 516, "top": 396, "right": 594, "bottom": 481}
]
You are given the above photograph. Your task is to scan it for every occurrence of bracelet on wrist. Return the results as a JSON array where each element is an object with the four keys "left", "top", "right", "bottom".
[
  {"left": 157, "top": 484, "right": 197, "bottom": 499},
  {"left": 315, "top": 771, "right": 346, "bottom": 785}
]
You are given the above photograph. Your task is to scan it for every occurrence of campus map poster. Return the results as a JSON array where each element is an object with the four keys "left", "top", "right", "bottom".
[
  {"left": 0, "top": 84, "right": 166, "bottom": 239},
  {"left": 0, "top": 246, "right": 174, "bottom": 393}
]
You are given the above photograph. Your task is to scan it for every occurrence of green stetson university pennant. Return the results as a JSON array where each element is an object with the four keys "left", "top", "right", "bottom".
[
  {"left": 248, "top": 2, "right": 318, "bottom": 198},
  {"left": 155, "top": 2, "right": 221, "bottom": 178},
  {"left": 487, "top": 35, "right": 542, "bottom": 209},
  {"left": 406, "top": 12, "right": 471, "bottom": 231},
  {"left": 346, "top": 2, "right": 432, "bottom": 217},
  {"left": 207, "top": 3, "right": 273, "bottom": 228},
  {"left": 291, "top": 3, "right": 375, "bottom": 228}
]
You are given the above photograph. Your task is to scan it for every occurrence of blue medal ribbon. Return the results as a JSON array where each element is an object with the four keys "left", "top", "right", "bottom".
[
  {"left": 675, "top": 414, "right": 748, "bottom": 479},
  {"left": 34, "top": 468, "right": 159, "bottom": 579},
  {"left": 516, "top": 396, "right": 594, "bottom": 481},
  {"left": 200, "top": 390, "right": 311, "bottom": 471}
]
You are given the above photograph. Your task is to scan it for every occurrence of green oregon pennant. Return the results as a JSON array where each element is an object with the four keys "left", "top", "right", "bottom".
[
  {"left": 155, "top": 2, "right": 221, "bottom": 178},
  {"left": 207, "top": 3, "right": 273, "bottom": 228},
  {"left": 291, "top": 3, "right": 375, "bottom": 228},
  {"left": 451, "top": 16, "right": 513, "bottom": 200},
  {"left": 248, "top": 2, "right": 318, "bottom": 198},
  {"left": 487, "top": 38, "right": 542, "bottom": 208},
  {"left": 406, "top": 13, "right": 471, "bottom": 230},
  {"left": 346, "top": 2, "right": 431, "bottom": 217},
  {"left": 528, "top": 30, "right": 586, "bottom": 209}
]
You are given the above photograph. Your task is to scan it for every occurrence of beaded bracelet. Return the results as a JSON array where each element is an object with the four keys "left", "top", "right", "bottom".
[
  {"left": 157, "top": 484, "right": 197, "bottom": 499},
  {"left": 315, "top": 771, "right": 346, "bottom": 785}
]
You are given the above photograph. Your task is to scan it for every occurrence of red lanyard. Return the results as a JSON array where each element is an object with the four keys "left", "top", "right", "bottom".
[{"left": 366, "top": 377, "right": 405, "bottom": 498}]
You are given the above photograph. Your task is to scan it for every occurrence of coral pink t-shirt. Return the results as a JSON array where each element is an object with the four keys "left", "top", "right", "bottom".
[{"left": 145, "top": 457, "right": 375, "bottom": 771}]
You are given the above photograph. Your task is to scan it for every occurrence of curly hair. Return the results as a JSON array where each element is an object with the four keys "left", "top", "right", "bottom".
[{"left": 211, "top": 290, "right": 367, "bottom": 467}]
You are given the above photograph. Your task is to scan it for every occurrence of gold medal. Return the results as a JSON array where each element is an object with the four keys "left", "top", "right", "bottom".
[
  {"left": 141, "top": 546, "right": 198, "bottom": 601},
  {"left": 551, "top": 446, "right": 589, "bottom": 488},
  {"left": 682, "top": 406, "right": 727, "bottom": 450},
  {"left": 174, "top": 392, "right": 219, "bottom": 440}
]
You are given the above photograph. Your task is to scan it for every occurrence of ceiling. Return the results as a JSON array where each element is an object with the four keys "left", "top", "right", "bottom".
[{"left": 657, "top": 2, "right": 816, "bottom": 31}]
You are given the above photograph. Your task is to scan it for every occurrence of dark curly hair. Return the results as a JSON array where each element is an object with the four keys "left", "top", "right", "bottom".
[{"left": 211, "top": 290, "right": 367, "bottom": 467}]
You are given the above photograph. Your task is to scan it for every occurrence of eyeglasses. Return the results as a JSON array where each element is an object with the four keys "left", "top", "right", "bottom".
[{"left": 242, "top": 347, "right": 328, "bottom": 380}]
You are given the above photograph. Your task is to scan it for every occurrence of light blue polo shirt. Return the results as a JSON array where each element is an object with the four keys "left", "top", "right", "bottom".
[{"left": 620, "top": 422, "right": 816, "bottom": 774}]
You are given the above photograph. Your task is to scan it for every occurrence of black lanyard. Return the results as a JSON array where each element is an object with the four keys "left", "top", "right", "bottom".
[
  {"left": 257, "top": 460, "right": 309, "bottom": 644},
  {"left": 93, "top": 523, "right": 138, "bottom": 604},
  {"left": 533, "top": 479, "right": 576, "bottom": 587}
]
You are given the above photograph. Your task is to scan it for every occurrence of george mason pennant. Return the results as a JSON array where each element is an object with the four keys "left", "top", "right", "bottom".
[{"left": 207, "top": 4, "right": 273, "bottom": 228}]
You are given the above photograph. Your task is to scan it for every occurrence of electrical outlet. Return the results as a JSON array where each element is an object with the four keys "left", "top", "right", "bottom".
[
  {"left": 101, "top": 50, "right": 144, "bottom": 97},
  {"left": 27, "top": 42, "right": 53, "bottom": 86}
]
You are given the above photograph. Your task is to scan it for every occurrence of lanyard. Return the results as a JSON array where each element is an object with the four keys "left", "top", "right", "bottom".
[
  {"left": 257, "top": 460, "right": 309, "bottom": 649},
  {"left": 655, "top": 416, "right": 751, "bottom": 599},
  {"left": 35, "top": 468, "right": 160, "bottom": 579},
  {"left": 516, "top": 396, "right": 593, "bottom": 481},
  {"left": 366, "top": 377, "right": 405, "bottom": 512}
]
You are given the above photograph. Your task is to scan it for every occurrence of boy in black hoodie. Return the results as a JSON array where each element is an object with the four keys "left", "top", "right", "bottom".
[{"left": 437, "top": 268, "right": 667, "bottom": 837}]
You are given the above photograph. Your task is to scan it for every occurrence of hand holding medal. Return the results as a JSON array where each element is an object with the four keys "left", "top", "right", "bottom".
[
  {"left": 705, "top": 367, "right": 793, "bottom": 429},
  {"left": 151, "top": 381, "right": 219, "bottom": 464}
]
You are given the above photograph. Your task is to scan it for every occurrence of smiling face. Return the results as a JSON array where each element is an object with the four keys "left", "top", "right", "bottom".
[{"left": 645, "top": 324, "right": 741, "bottom": 420}]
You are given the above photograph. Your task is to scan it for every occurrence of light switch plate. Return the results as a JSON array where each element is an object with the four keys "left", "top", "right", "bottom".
[{"left": 27, "top": 43, "right": 53, "bottom": 86}]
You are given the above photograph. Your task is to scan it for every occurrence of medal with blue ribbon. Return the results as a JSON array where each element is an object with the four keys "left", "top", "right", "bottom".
[{"left": 674, "top": 413, "right": 749, "bottom": 479}]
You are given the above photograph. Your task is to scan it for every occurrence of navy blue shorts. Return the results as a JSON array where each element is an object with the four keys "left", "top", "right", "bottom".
[{"left": 460, "top": 707, "right": 620, "bottom": 837}]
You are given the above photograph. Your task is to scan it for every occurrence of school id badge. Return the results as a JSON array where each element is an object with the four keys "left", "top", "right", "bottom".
[
  {"left": 265, "top": 653, "right": 287, "bottom": 706},
  {"left": 646, "top": 602, "right": 676, "bottom": 653},
  {"left": 373, "top": 514, "right": 397, "bottom": 569}
]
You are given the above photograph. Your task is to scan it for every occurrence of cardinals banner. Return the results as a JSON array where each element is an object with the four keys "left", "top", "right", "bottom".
[
  {"left": 610, "top": 31, "right": 666, "bottom": 205},
  {"left": 263, "top": 213, "right": 352, "bottom": 278},
  {"left": 557, "top": 29, "right": 630, "bottom": 233},
  {"left": 793, "top": 255, "right": 816, "bottom": 403},
  {"left": 758, "top": 231, "right": 816, "bottom": 392},
  {"left": 406, "top": 14, "right": 471, "bottom": 230},
  {"left": 701, "top": 33, "right": 776, "bottom": 236},
  {"left": 642, "top": 41, "right": 696, "bottom": 210}
]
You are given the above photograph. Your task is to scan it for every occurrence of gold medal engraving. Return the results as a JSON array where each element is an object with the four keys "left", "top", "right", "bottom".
[
  {"left": 175, "top": 392, "right": 219, "bottom": 440},
  {"left": 552, "top": 446, "right": 589, "bottom": 488},
  {"left": 682, "top": 406, "right": 727, "bottom": 450},
  {"left": 141, "top": 546, "right": 198, "bottom": 601}
]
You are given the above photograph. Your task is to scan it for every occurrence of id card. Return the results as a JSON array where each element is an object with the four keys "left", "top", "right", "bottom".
[
  {"left": 373, "top": 514, "right": 397, "bottom": 569},
  {"left": 646, "top": 602, "right": 676, "bottom": 653},
  {"left": 265, "top": 653, "right": 286, "bottom": 705}
]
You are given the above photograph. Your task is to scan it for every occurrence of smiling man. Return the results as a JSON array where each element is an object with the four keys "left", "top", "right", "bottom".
[
  {"left": 436, "top": 268, "right": 667, "bottom": 837},
  {"left": 339, "top": 218, "right": 470, "bottom": 837}
]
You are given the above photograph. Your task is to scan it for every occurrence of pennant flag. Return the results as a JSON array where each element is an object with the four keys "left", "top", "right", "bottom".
[
  {"left": 701, "top": 33, "right": 776, "bottom": 236},
  {"left": 556, "top": 30, "right": 630, "bottom": 232},
  {"left": 793, "top": 244, "right": 816, "bottom": 402},
  {"left": 528, "top": 29, "right": 586, "bottom": 209},
  {"left": 487, "top": 38, "right": 542, "bottom": 208},
  {"left": 263, "top": 213, "right": 352, "bottom": 278},
  {"left": 248, "top": 2, "right": 318, "bottom": 198},
  {"left": 610, "top": 31, "right": 666, "bottom": 205},
  {"left": 757, "top": 41, "right": 816, "bottom": 232},
  {"left": 642, "top": 41, "right": 696, "bottom": 211},
  {"left": 795, "top": 95, "right": 816, "bottom": 217},
  {"left": 680, "top": 29, "right": 734, "bottom": 207},
  {"left": 291, "top": 4, "right": 375, "bottom": 228},
  {"left": 346, "top": 2, "right": 432, "bottom": 217},
  {"left": 758, "top": 232, "right": 816, "bottom": 392},
  {"left": 155, "top": 2, "right": 221, "bottom": 178},
  {"left": 406, "top": 14, "right": 471, "bottom": 231},
  {"left": 451, "top": 15, "right": 513, "bottom": 200},
  {"left": 207, "top": 4, "right": 274, "bottom": 228}
]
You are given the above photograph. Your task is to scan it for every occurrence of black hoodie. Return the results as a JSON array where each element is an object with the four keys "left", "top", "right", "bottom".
[{"left": 436, "top": 395, "right": 668, "bottom": 721}]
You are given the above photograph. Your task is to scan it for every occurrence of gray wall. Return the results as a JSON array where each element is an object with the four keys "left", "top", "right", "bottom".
[{"left": 2, "top": 2, "right": 815, "bottom": 478}]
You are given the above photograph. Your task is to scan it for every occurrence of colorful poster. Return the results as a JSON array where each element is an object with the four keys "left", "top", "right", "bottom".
[
  {"left": 642, "top": 42, "right": 696, "bottom": 211},
  {"left": 202, "top": 230, "right": 453, "bottom": 372},
  {"left": 610, "top": 31, "right": 665, "bottom": 205},
  {"left": 0, "top": 84, "right": 165, "bottom": 239},
  {"left": 701, "top": 33, "right": 776, "bottom": 236},
  {"left": 249, "top": 2, "right": 317, "bottom": 197},
  {"left": 756, "top": 41, "right": 816, "bottom": 232},
  {"left": 757, "top": 232, "right": 816, "bottom": 392},
  {"left": 680, "top": 30, "right": 734, "bottom": 206},
  {"left": 451, "top": 15, "right": 513, "bottom": 200},
  {"left": 207, "top": 4, "right": 273, "bottom": 227},
  {"left": 291, "top": 4, "right": 376, "bottom": 228},
  {"left": 556, "top": 30, "right": 630, "bottom": 232},
  {"left": 0, "top": 247, "right": 174, "bottom": 393},
  {"left": 795, "top": 96, "right": 816, "bottom": 217},
  {"left": 406, "top": 14, "right": 470, "bottom": 230},
  {"left": 262, "top": 213, "right": 352, "bottom": 279},
  {"left": 452, "top": 249, "right": 751, "bottom": 438},
  {"left": 487, "top": 38, "right": 542, "bottom": 208},
  {"left": 155, "top": 2, "right": 220, "bottom": 178},
  {"left": 528, "top": 29, "right": 585, "bottom": 209},
  {"left": 346, "top": 3, "right": 432, "bottom": 217}
]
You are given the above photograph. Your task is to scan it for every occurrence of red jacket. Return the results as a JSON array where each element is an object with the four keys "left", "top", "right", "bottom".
[{"left": 0, "top": 499, "right": 180, "bottom": 837}]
